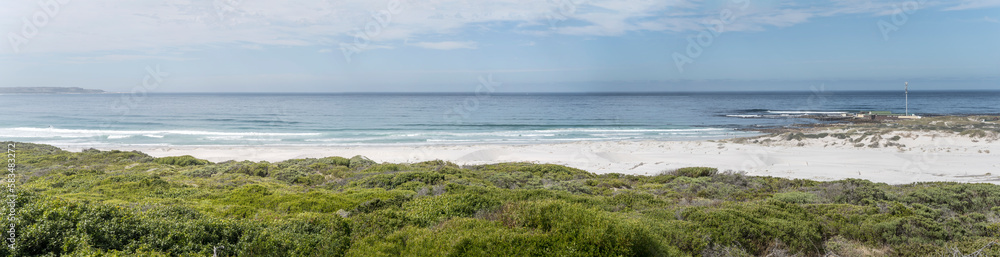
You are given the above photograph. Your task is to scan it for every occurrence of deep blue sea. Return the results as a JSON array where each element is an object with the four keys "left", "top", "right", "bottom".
[{"left": 2, "top": 91, "right": 998, "bottom": 147}]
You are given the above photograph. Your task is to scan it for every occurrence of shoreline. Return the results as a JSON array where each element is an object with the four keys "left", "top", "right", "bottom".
[
  {"left": 64, "top": 127, "right": 999, "bottom": 185},
  {"left": 34, "top": 115, "right": 1000, "bottom": 184}
]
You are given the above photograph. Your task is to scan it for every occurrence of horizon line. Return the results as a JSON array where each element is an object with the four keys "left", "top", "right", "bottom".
[{"left": 79, "top": 89, "right": 1000, "bottom": 94}]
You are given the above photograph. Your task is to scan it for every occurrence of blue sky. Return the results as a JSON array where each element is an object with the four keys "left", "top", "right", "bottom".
[{"left": 0, "top": 0, "right": 998, "bottom": 92}]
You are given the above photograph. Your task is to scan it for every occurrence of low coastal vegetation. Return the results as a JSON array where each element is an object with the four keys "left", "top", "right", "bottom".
[
  {"left": 733, "top": 116, "right": 1000, "bottom": 149},
  {"left": 4, "top": 142, "right": 1000, "bottom": 256}
]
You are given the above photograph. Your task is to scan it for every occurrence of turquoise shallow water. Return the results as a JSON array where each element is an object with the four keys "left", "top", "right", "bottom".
[{"left": 1, "top": 91, "right": 998, "bottom": 147}]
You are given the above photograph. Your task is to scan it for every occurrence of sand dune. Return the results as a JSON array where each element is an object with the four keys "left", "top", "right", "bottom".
[{"left": 69, "top": 129, "right": 1000, "bottom": 185}]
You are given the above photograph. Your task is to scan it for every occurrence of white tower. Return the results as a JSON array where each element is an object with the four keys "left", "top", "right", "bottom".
[{"left": 905, "top": 82, "right": 908, "bottom": 116}]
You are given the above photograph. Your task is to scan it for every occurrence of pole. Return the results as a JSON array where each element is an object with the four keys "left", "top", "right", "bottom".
[{"left": 905, "top": 82, "right": 908, "bottom": 116}]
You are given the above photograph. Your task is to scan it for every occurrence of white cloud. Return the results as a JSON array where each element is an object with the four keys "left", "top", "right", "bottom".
[
  {"left": 942, "top": 0, "right": 1000, "bottom": 11},
  {"left": 241, "top": 44, "right": 264, "bottom": 50},
  {"left": 64, "top": 54, "right": 196, "bottom": 63},
  {"left": 409, "top": 41, "right": 478, "bottom": 50},
  {"left": 0, "top": 0, "right": 693, "bottom": 54},
  {"left": 0, "top": 0, "right": 996, "bottom": 56}
]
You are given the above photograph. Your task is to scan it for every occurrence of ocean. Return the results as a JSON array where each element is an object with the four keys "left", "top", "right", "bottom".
[{"left": 2, "top": 91, "right": 998, "bottom": 147}]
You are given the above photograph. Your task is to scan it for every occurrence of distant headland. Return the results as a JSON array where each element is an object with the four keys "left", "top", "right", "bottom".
[{"left": 0, "top": 87, "right": 105, "bottom": 94}]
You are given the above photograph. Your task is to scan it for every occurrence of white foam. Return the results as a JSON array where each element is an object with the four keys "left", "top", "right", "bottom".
[
  {"left": 767, "top": 111, "right": 847, "bottom": 115},
  {"left": 0, "top": 127, "right": 321, "bottom": 138},
  {"left": 1, "top": 126, "right": 752, "bottom": 146}
]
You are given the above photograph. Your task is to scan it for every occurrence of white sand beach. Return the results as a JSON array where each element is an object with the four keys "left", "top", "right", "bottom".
[{"left": 71, "top": 129, "right": 1000, "bottom": 185}]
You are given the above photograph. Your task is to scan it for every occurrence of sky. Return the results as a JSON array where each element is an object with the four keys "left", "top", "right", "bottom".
[{"left": 0, "top": 0, "right": 998, "bottom": 92}]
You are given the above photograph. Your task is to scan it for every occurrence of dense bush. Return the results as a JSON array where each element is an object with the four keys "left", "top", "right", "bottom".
[
  {"left": 6, "top": 142, "right": 1000, "bottom": 256},
  {"left": 670, "top": 167, "right": 718, "bottom": 178},
  {"left": 349, "top": 155, "right": 376, "bottom": 170},
  {"left": 154, "top": 155, "right": 211, "bottom": 166},
  {"left": 4, "top": 194, "right": 351, "bottom": 256}
]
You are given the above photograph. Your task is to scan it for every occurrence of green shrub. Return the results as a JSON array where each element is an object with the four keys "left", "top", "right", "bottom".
[
  {"left": 898, "top": 183, "right": 1000, "bottom": 213},
  {"left": 671, "top": 167, "right": 718, "bottom": 178},
  {"left": 364, "top": 163, "right": 409, "bottom": 173},
  {"left": 7, "top": 196, "right": 351, "bottom": 256},
  {"left": 350, "top": 155, "right": 376, "bottom": 170},
  {"left": 827, "top": 179, "right": 890, "bottom": 205},
  {"left": 225, "top": 161, "right": 274, "bottom": 177},
  {"left": 772, "top": 192, "right": 820, "bottom": 204},
  {"left": 10, "top": 141, "right": 1000, "bottom": 256},
  {"left": 683, "top": 201, "right": 823, "bottom": 255},
  {"left": 184, "top": 165, "right": 223, "bottom": 177},
  {"left": 354, "top": 171, "right": 445, "bottom": 189},
  {"left": 403, "top": 192, "right": 501, "bottom": 226},
  {"left": 324, "top": 156, "right": 352, "bottom": 166},
  {"left": 470, "top": 163, "right": 594, "bottom": 180},
  {"left": 153, "top": 155, "right": 211, "bottom": 166}
]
